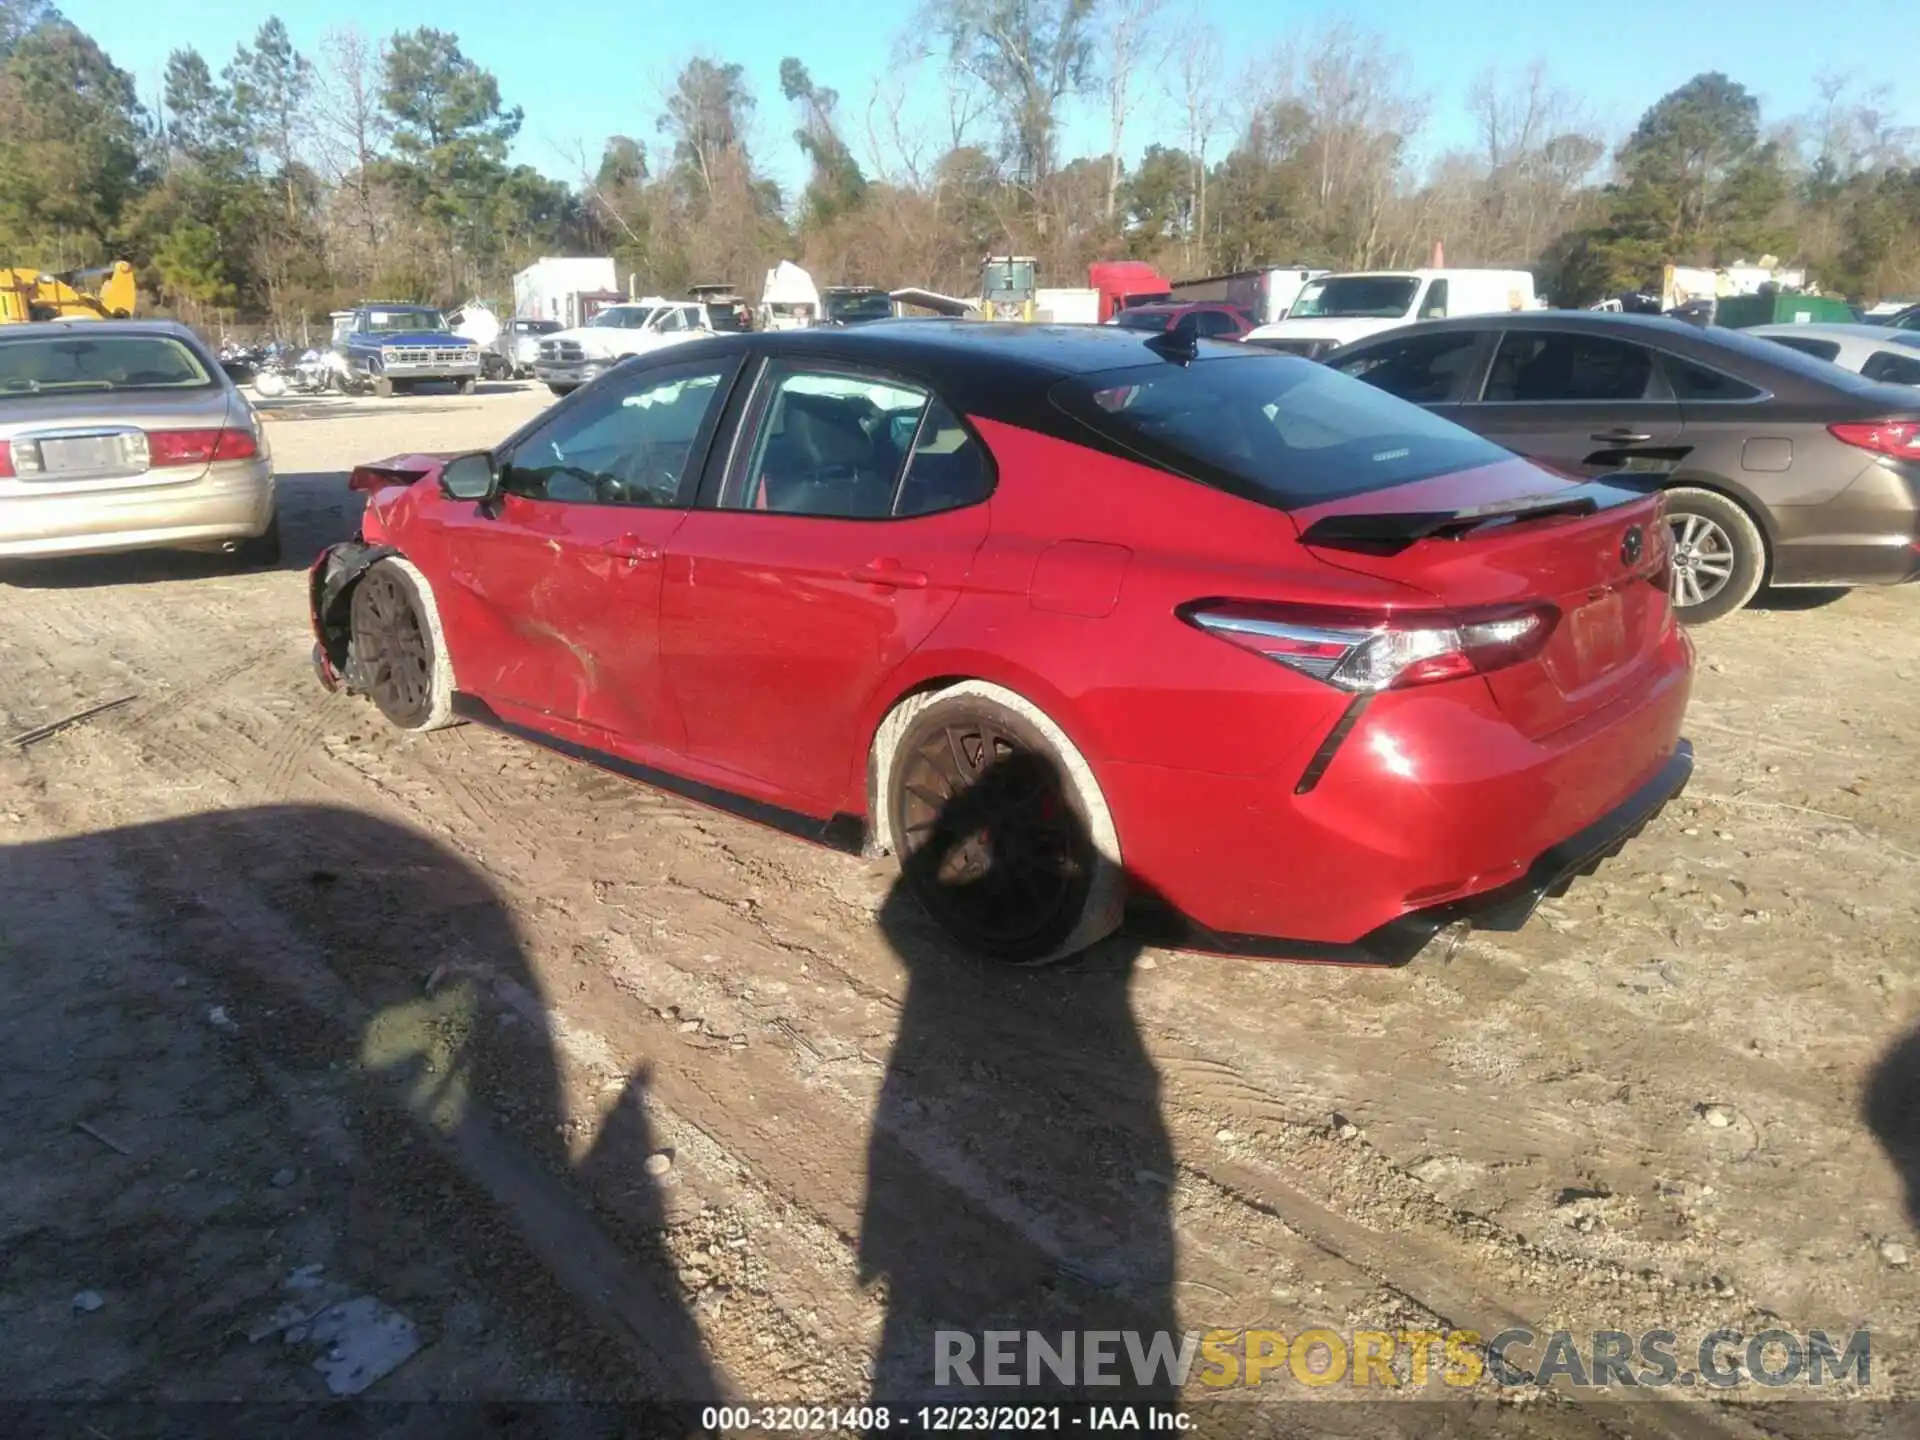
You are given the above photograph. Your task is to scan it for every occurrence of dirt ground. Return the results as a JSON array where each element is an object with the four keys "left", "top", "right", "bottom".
[{"left": 3, "top": 381, "right": 1917, "bottom": 1435}]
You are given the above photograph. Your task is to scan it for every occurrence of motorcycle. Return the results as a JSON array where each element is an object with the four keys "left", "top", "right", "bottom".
[{"left": 251, "top": 348, "right": 341, "bottom": 398}]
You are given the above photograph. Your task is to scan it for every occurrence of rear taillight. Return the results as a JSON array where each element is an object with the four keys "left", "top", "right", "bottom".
[
  {"left": 0, "top": 441, "right": 12, "bottom": 479},
  {"left": 147, "top": 427, "right": 259, "bottom": 467},
  {"left": 1829, "top": 419, "right": 1920, "bottom": 461},
  {"left": 1185, "top": 600, "right": 1558, "bottom": 693}
]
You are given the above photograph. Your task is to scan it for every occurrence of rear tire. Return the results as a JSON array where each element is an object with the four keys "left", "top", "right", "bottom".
[
  {"left": 886, "top": 691, "right": 1124, "bottom": 965},
  {"left": 546, "top": 383, "right": 575, "bottom": 397},
  {"left": 1662, "top": 486, "right": 1766, "bottom": 624},
  {"left": 346, "top": 558, "right": 456, "bottom": 731}
]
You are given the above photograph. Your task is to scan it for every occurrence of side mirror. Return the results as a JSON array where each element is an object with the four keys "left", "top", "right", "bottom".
[{"left": 439, "top": 451, "right": 499, "bottom": 502}]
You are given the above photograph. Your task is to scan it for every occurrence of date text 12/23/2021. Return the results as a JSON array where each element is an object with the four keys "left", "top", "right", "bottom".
[{"left": 703, "top": 1406, "right": 1193, "bottom": 1432}]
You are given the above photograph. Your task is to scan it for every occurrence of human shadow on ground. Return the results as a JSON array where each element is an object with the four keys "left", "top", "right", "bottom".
[
  {"left": 861, "top": 747, "right": 1181, "bottom": 1408},
  {"left": 1864, "top": 1024, "right": 1920, "bottom": 1232},
  {"left": 0, "top": 805, "right": 720, "bottom": 1408}
]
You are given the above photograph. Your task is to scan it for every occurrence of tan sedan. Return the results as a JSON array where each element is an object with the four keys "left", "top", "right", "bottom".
[{"left": 0, "top": 319, "right": 278, "bottom": 563}]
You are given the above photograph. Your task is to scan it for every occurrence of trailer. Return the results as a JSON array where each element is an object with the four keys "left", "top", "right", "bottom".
[
  {"left": 1171, "top": 266, "right": 1329, "bottom": 326},
  {"left": 511, "top": 256, "right": 620, "bottom": 328}
]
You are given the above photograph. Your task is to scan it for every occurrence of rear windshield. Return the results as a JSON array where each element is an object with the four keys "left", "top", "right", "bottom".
[
  {"left": 1112, "top": 310, "right": 1172, "bottom": 331},
  {"left": 823, "top": 292, "right": 895, "bottom": 324},
  {"left": 1050, "top": 352, "right": 1512, "bottom": 508},
  {"left": 0, "top": 333, "right": 215, "bottom": 398}
]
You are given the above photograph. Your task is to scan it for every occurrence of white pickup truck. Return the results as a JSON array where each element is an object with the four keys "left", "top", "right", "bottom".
[
  {"left": 1244, "top": 269, "right": 1540, "bottom": 359},
  {"left": 532, "top": 297, "right": 715, "bottom": 395}
]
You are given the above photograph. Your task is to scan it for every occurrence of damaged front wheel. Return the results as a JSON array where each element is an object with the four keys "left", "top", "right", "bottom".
[{"left": 347, "top": 558, "right": 456, "bottom": 731}]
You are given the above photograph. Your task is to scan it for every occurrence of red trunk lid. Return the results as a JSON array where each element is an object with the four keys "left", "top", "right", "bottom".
[{"left": 1291, "top": 458, "right": 1674, "bottom": 739}]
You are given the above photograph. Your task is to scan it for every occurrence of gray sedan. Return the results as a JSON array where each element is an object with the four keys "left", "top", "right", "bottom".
[
  {"left": 1326, "top": 312, "right": 1920, "bottom": 622},
  {"left": 0, "top": 320, "right": 278, "bottom": 564},
  {"left": 1747, "top": 322, "right": 1920, "bottom": 387}
]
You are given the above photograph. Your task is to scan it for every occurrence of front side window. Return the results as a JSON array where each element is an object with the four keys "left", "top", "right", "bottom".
[
  {"left": 1051, "top": 351, "right": 1510, "bottom": 508},
  {"left": 1482, "top": 332, "right": 1655, "bottom": 402},
  {"left": 1332, "top": 330, "right": 1482, "bottom": 404},
  {"left": 724, "top": 364, "right": 993, "bottom": 519},
  {"left": 0, "top": 334, "right": 215, "bottom": 397},
  {"left": 501, "top": 362, "right": 731, "bottom": 506},
  {"left": 1193, "top": 311, "right": 1241, "bottom": 338},
  {"left": 1417, "top": 280, "right": 1449, "bottom": 320},
  {"left": 1759, "top": 334, "right": 1840, "bottom": 362},
  {"left": 1863, "top": 349, "right": 1920, "bottom": 386}
]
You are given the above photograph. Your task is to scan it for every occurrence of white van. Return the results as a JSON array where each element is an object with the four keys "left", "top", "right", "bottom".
[{"left": 1244, "top": 269, "right": 1539, "bottom": 356}]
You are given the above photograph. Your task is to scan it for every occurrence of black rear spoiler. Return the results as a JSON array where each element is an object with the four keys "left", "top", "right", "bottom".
[{"left": 1299, "top": 475, "right": 1660, "bottom": 554}]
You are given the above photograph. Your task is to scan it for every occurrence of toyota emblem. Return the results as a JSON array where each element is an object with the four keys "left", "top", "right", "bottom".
[{"left": 1620, "top": 525, "right": 1645, "bottom": 566}]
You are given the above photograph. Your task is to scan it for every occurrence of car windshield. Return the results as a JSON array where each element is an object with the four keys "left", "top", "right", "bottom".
[
  {"left": 822, "top": 292, "right": 895, "bottom": 323},
  {"left": 0, "top": 334, "right": 215, "bottom": 397},
  {"left": 516, "top": 320, "right": 559, "bottom": 335},
  {"left": 364, "top": 308, "right": 447, "bottom": 333},
  {"left": 1289, "top": 277, "right": 1421, "bottom": 320},
  {"left": 1113, "top": 310, "right": 1173, "bottom": 331},
  {"left": 588, "top": 307, "right": 658, "bottom": 329},
  {"left": 1051, "top": 352, "right": 1512, "bottom": 508}
]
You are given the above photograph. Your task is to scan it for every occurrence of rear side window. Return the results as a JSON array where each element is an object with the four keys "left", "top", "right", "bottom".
[
  {"left": 726, "top": 364, "right": 992, "bottom": 519},
  {"left": 1050, "top": 353, "right": 1512, "bottom": 509},
  {"left": 1862, "top": 350, "right": 1920, "bottom": 386},
  {"left": 1759, "top": 334, "right": 1841, "bottom": 363},
  {"left": 1663, "top": 355, "right": 1764, "bottom": 401},
  {"left": 0, "top": 334, "right": 214, "bottom": 397},
  {"left": 1483, "top": 332, "right": 1655, "bottom": 402},
  {"left": 1332, "top": 330, "right": 1481, "bottom": 403}
]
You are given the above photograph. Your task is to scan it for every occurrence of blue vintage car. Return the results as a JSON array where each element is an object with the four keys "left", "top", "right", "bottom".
[{"left": 329, "top": 303, "right": 483, "bottom": 396}]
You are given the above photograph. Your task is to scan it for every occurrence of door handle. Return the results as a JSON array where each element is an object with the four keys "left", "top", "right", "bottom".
[
  {"left": 1591, "top": 429, "right": 1653, "bottom": 444},
  {"left": 602, "top": 535, "right": 662, "bottom": 563},
  {"left": 848, "top": 558, "right": 929, "bottom": 589}
]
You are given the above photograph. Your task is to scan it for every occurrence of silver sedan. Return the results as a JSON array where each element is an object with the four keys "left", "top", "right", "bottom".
[
  {"left": 1747, "top": 322, "right": 1920, "bottom": 387},
  {"left": 0, "top": 319, "right": 278, "bottom": 563}
]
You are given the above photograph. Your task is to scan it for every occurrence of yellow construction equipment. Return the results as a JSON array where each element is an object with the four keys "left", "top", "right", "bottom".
[
  {"left": 1, "top": 261, "right": 138, "bottom": 324},
  {"left": 980, "top": 256, "right": 1038, "bottom": 321}
]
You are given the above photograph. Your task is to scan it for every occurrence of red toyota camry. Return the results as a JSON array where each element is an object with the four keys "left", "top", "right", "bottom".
[{"left": 309, "top": 321, "right": 1694, "bottom": 965}]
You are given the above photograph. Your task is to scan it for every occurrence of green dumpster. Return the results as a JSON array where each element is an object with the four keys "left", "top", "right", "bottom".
[{"left": 1714, "top": 292, "right": 1855, "bottom": 329}]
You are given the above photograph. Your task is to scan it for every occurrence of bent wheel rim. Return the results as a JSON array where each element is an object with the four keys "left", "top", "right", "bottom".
[
  {"left": 1666, "top": 512, "right": 1737, "bottom": 608},
  {"left": 355, "top": 571, "right": 432, "bottom": 722},
  {"left": 896, "top": 720, "right": 1093, "bottom": 953}
]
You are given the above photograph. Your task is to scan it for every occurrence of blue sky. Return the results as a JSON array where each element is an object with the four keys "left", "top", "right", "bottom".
[{"left": 64, "top": 0, "right": 1918, "bottom": 201}]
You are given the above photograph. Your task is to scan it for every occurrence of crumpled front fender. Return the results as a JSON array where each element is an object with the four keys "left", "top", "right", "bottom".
[{"left": 308, "top": 539, "right": 398, "bottom": 689}]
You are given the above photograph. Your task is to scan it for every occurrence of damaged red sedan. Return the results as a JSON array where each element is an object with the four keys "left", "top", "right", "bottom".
[{"left": 309, "top": 322, "right": 1693, "bottom": 965}]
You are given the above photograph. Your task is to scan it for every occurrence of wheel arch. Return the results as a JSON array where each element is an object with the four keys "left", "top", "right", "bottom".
[{"left": 862, "top": 673, "right": 1122, "bottom": 877}]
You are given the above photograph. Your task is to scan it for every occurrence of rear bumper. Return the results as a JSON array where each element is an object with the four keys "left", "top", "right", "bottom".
[
  {"left": 1107, "top": 624, "right": 1696, "bottom": 962},
  {"left": 0, "top": 461, "right": 275, "bottom": 558},
  {"left": 1143, "top": 742, "right": 1693, "bottom": 964}
]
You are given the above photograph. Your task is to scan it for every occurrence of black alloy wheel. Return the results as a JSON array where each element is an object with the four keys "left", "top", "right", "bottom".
[
  {"left": 349, "top": 565, "right": 436, "bottom": 729},
  {"left": 891, "top": 705, "right": 1096, "bottom": 962}
]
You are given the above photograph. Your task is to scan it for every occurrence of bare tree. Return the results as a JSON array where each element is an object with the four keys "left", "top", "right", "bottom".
[
  {"left": 312, "top": 26, "right": 390, "bottom": 286},
  {"left": 1165, "top": 18, "right": 1225, "bottom": 262},
  {"left": 923, "top": 0, "right": 1097, "bottom": 189},
  {"left": 1465, "top": 61, "right": 1600, "bottom": 260},
  {"left": 1099, "top": 0, "right": 1165, "bottom": 220}
]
